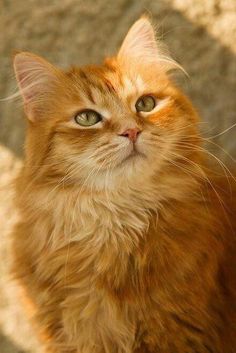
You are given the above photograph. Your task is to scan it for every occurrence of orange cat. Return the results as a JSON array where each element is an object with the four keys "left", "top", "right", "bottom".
[{"left": 11, "top": 17, "right": 236, "bottom": 353}]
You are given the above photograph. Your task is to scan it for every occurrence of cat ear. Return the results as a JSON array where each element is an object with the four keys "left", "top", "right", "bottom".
[
  {"left": 13, "top": 52, "right": 60, "bottom": 121},
  {"left": 117, "top": 17, "right": 181, "bottom": 73},
  {"left": 118, "top": 17, "right": 158, "bottom": 61}
]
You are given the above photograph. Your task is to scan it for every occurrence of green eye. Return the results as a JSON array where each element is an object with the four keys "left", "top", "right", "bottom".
[
  {"left": 135, "top": 95, "right": 156, "bottom": 112},
  {"left": 75, "top": 110, "right": 102, "bottom": 126}
]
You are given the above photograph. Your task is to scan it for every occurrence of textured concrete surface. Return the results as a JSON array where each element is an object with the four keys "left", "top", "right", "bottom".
[{"left": 0, "top": 0, "right": 235, "bottom": 352}]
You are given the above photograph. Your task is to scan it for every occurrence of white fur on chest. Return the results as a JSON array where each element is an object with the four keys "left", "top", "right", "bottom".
[
  {"left": 38, "top": 187, "right": 153, "bottom": 252},
  {"left": 35, "top": 190, "right": 150, "bottom": 352}
]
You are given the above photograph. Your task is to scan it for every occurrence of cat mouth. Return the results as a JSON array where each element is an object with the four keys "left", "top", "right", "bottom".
[{"left": 120, "top": 149, "right": 146, "bottom": 165}]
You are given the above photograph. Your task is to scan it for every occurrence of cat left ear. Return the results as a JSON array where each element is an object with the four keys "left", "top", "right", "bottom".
[
  {"left": 118, "top": 17, "right": 158, "bottom": 62},
  {"left": 117, "top": 17, "right": 181, "bottom": 73},
  {"left": 13, "top": 52, "right": 60, "bottom": 121}
]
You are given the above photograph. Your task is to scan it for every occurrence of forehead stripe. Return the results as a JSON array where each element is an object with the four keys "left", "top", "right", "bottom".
[
  {"left": 104, "top": 79, "right": 116, "bottom": 93},
  {"left": 122, "top": 75, "right": 146, "bottom": 97}
]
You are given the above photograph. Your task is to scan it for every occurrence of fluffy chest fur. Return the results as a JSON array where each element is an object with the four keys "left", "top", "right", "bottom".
[{"left": 12, "top": 176, "right": 232, "bottom": 353}]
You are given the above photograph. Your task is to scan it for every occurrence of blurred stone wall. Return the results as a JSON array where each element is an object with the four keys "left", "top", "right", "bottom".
[{"left": 0, "top": 1, "right": 235, "bottom": 352}]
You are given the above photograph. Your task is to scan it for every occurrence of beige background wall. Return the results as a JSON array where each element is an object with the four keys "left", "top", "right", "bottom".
[{"left": 0, "top": 1, "right": 235, "bottom": 352}]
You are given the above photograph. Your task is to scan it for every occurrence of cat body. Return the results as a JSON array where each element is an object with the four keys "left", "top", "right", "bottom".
[{"left": 11, "top": 18, "right": 236, "bottom": 352}]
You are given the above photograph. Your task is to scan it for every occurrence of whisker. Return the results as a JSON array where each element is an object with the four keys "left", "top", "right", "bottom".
[
  {"left": 206, "top": 122, "right": 236, "bottom": 139},
  {"left": 166, "top": 150, "right": 230, "bottom": 218},
  {"left": 172, "top": 142, "right": 236, "bottom": 184}
]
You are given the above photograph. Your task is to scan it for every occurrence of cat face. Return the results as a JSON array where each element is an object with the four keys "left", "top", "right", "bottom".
[{"left": 13, "top": 17, "right": 199, "bottom": 190}]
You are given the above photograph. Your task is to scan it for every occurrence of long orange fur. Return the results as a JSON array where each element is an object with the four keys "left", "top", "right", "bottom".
[{"left": 11, "top": 17, "right": 236, "bottom": 353}]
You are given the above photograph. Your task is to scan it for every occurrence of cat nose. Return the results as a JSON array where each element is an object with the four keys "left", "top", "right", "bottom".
[{"left": 119, "top": 128, "right": 141, "bottom": 143}]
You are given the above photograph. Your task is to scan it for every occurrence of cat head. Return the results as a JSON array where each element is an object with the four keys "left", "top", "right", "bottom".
[{"left": 13, "top": 17, "right": 200, "bottom": 192}]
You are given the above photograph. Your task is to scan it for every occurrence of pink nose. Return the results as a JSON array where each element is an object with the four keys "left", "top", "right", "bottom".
[{"left": 119, "top": 128, "right": 141, "bottom": 143}]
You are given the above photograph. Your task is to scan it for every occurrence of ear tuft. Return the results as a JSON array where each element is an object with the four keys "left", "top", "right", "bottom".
[{"left": 13, "top": 52, "right": 59, "bottom": 121}]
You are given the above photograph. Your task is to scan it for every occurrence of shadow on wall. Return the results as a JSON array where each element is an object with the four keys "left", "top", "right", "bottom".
[
  {"left": 0, "top": 1, "right": 235, "bottom": 157},
  {"left": 0, "top": 331, "right": 26, "bottom": 353}
]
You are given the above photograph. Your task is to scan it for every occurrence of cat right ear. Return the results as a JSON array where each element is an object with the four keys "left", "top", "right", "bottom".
[{"left": 13, "top": 52, "right": 60, "bottom": 121}]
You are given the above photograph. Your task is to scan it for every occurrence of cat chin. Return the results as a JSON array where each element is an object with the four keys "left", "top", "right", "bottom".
[
  {"left": 87, "top": 158, "right": 155, "bottom": 192},
  {"left": 116, "top": 150, "right": 146, "bottom": 167}
]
